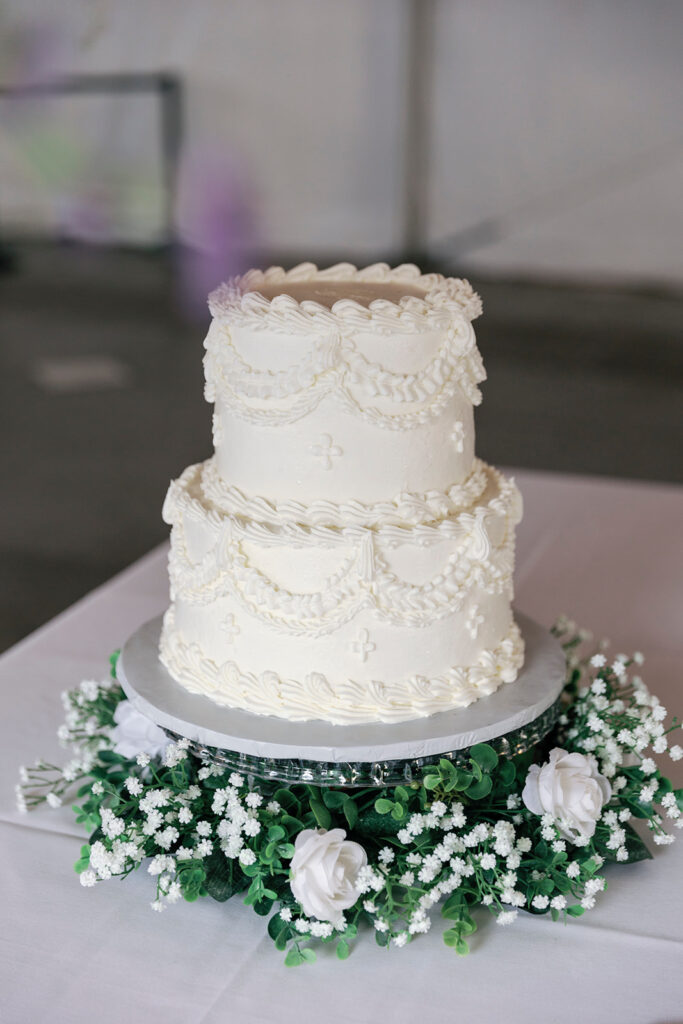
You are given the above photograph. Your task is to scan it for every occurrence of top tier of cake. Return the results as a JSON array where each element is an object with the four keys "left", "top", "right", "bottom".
[{"left": 204, "top": 263, "right": 485, "bottom": 524}]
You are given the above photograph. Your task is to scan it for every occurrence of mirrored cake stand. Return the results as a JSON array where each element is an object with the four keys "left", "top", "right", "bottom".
[{"left": 117, "top": 612, "right": 567, "bottom": 787}]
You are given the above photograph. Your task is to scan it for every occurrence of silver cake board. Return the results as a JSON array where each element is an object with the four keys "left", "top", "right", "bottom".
[{"left": 116, "top": 612, "right": 567, "bottom": 787}]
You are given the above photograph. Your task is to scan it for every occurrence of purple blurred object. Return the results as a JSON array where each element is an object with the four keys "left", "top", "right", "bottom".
[{"left": 176, "top": 150, "right": 260, "bottom": 320}]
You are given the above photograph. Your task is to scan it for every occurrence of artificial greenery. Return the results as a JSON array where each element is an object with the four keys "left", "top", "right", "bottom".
[{"left": 17, "top": 621, "right": 682, "bottom": 964}]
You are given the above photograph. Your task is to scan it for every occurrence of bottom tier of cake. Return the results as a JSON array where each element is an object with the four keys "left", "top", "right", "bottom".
[{"left": 159, "top": 460, "right": 525, "bottom": 725}]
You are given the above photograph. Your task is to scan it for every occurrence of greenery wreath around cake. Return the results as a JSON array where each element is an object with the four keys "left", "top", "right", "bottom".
[{"left": 17, "top": 619, "right": 682, "bottom": 966}]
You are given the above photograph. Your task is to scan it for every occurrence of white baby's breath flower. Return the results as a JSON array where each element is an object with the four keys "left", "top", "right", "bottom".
[
  {"left": 242, "top": 817, "right": 261, "bottom": 837},
  {"left": 550, "top": 895, "right": 567, "bottom": 911},
  {"left": 266, "top": 801, "right": 281, "bottom": 814},
  {"left": 496, "top": 910, "right": 517, "bottom": 925},
  {"left": 46, "top": 792, "right": 62, "bottom": 809},
  {"left": 79, "top": 869, "right": 97, "bottom": 887},
  {"left": 669, "top": 745, "right": 683, "bottom": 762}
]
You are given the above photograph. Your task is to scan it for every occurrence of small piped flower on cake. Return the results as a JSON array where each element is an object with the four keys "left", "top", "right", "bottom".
[
  {"left": 309, "top": 433, "right": 343, "bottom": 470},
  {"left": 465, "top": 604, "right": 484, "bottom": 640},
  {"left": 350, "top": 628, "right": 376, "bottom": 662},
  {"left": 450, "top": 421, "right": 465, "bottom": 453},
  {"left": 220, "top": 613, "right": 240, "bottom": 643}
]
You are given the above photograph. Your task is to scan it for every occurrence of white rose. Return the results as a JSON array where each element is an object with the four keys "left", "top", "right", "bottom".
[
  {"left": 290, "top": 828, "right": 367, "bottom": 925},
  {"left": 522, "top": 748, "right": 611, "bottom": 841},
  {"left": 109, "top": 700, "right": 170, "bottom": 760}
]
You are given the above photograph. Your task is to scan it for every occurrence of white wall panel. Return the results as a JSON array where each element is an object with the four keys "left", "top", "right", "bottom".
[{"left": 429, "top": 0, "right": 683, "bottom": 282}]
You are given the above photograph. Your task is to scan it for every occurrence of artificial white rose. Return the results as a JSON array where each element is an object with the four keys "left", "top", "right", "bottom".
[
  {"left": 109, "top": 700, "right": 170, "bottom": 760},
  {"left": 290, "top": 828, "right": 367, "bottom": 925},
  {"left": 522, "top": 748, "right": 612, "bottom": 841}
]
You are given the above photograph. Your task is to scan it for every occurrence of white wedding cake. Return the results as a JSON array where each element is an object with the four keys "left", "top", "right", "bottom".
[{"left": 159, "top": 263, "right": 524, "bottom": 725}]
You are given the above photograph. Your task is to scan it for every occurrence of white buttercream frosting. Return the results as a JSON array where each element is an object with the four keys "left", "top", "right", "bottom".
[
  {"left": 159, "top": 607, "right": 524, "bottom": 725},
  {"left": 159, "top": 263, "right": 526, "bottom": 724}
]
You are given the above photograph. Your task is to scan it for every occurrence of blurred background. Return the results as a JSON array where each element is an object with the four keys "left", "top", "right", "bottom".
[{"left": 1, "top": 0, "right": 682, "bottom": 651}]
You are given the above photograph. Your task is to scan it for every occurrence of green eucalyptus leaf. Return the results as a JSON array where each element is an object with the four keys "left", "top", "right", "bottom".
[
  {"left": 253, "top": 897, "right": 274, "bottom": 917},
  {"left": 343, "top": 797, "right": 358, "bottom": 830},
  {"left": 465, "top": 775, "right": 492, "bottom": 800},
  {"left": 280, "top": 813, "right": 305, "bottom": 833},
  {"left": 455, "top": 937, "right": 470, "bottom": 956},
  {"left": 97, "top": 750, "right": 127, "bottom": 764},
  {"left": 284, "top": 947, "right": 305, "bottom": 967},
  {"left": 390, "top": 802, "right": 406, "bottom": 821},
  {"left": 469, "top": 743, "right": 498, "bottom": 773},
  {"left": 422, "top": 775, "right": 441, "bottom": 791},
  {"left": 322, "top": 790, "right": 346, "bottom": 809},
  {"left": 453, "top": 770, "right": 473, "bottom": 791},
  {"left": 309, "top": 796, "right": 331, "bottom": 830},
  {"left": 336, "top": 939, "right": 350, "bottom": 960},
  {"left": 375, "top": 798, "right": 394, "bottom": 814},
  {"left": 623, "top": 797, "right": 653, "bottom": 819},
  {"left": 204, "top": 849, "right": 242, "bottom": 902},
  {"left": 566, "top": 905, "right": 584, "bottom": 917},
  {"left": 355, "top": 809, "right": 401, "bottom": 837},
  {"left": 442, "top": 892, "right": 465, "bottom": 916},
  {"left": 301, "top": 948, "right": 317, "bottom": 963}
]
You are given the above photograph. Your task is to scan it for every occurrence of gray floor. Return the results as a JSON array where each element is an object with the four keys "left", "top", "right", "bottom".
[{"left": 2, "top": 242, "right": 682, "bottom": 653}]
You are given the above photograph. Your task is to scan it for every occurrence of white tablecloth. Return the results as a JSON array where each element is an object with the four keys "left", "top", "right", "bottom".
[{"left": 2, "top": 469, "right": 682, "bottom": 1024}]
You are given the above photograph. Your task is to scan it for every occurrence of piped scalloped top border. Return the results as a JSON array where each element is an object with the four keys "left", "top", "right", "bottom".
[{"left": 208, "top": 263, "right": 483, "bottom": 332}]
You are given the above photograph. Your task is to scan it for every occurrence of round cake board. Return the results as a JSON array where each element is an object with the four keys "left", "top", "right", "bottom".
[{"left": 117, "top": 612, "right": 566, "bottom": 765}]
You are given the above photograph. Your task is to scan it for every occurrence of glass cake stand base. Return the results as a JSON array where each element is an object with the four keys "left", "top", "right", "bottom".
[{"left": 117, "top": 613, "right": 566, "bottom": 787}]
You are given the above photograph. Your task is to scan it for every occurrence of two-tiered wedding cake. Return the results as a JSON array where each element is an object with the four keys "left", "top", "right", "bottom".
[{"left": 159, "top": 263, "right": 524, "bottom": 725}]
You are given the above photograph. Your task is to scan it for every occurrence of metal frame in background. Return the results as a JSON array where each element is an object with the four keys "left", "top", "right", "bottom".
[{"left": 0, "top": 72, "right": 183, "bottom": 247}]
